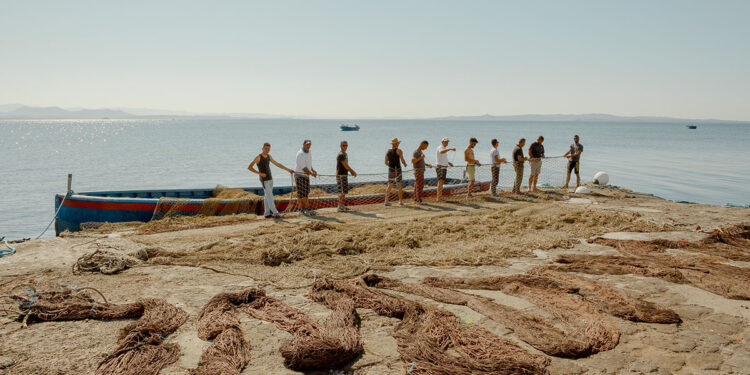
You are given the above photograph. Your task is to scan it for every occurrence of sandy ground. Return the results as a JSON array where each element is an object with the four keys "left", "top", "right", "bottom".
[{"left": 1, "top": 185, "right": 749, "bottom": 374}]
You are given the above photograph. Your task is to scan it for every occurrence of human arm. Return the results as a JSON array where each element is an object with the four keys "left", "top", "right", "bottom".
[
  {"left": 247, "top": 155, "right": 264, "bottom": 177},
  {"left": 269, "top": 155, "right": 294, "bottom": 174},
  {"left": 573, "top": 146, "right": 583, "bottom": 158},
  {"left": 398, "top": 149, "right": 407, "bottom": 167},
  {"left": 342, "top": 161, "right": 357, "bottom": 177}
]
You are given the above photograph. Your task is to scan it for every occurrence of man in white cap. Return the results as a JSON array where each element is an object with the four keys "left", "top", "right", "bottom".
[
  {"left": 295, "top": 139, "right": 318, "bottom": 214},
  {"left": 384, "top": 138, "right": 407, "bottom": 206},
  {"left": 435, "top": 137, "right": 455, "bottom": 202}
]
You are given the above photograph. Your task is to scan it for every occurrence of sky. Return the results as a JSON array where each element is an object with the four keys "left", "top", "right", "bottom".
[{"left": 1, "top": 0, "right": 749, "bottom": 120}]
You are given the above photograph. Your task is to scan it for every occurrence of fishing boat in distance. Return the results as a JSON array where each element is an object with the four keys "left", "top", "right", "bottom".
[
  {"left": 686, "top": 125, "right": 698, "bottom": 129},
  {"left": 340, "top": 124, "right": 360, "bottom": 131}
]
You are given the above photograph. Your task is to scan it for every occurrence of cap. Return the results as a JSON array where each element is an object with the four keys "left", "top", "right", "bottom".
[
  {"left": 391, "top": 138, "right": 400, "bottom": 144},
  {"left": 303, "top": 139, "right": 311, "bottom": 145},
  {"left": 442, "top": 137, "right": 450, "bottom": 142}
]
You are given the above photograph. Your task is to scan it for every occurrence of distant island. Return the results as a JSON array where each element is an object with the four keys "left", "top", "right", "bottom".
[{"left": 0, "top": 103, "right": 746, "bottom": 123}]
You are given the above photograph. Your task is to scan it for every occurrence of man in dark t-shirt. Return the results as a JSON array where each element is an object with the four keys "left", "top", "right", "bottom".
[
  {"left": 336, "top": 141, "right": 357, "bottom": 211},
  {"left": 563, "top": 135, "right": 584, "bottom": 189},
  {"left": 385, "top": 138, "right": 407, "bottom": 206},
  {"left": 411, "top": 140, "right": 430, "bottom": 204},
  {"left": 528, "top": 136, "right": 545, "bottom": 193},
  {"left": 512, "top": 138, "right": 527, "bottom": 194},
  {"left": 247, "top": 142, "right": 295, "bottom": 218}
]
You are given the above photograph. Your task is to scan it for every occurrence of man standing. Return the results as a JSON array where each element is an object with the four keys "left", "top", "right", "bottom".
[
  {"left": 512, "top": 138, "right": 527, "bottom": 194},
  {"left": 294, "top": 140, "right": 318, "bottom": 215},
  {"left": 489, "top": 139, "right": 507, "bottom": 197},
  {"left": 464, "top": 138, "right": 482, "bottom": 198},
  {"left": 247, "top": 142, "right": 295, "bottom": 218},
  {"left": 336, "top": 141, "right": 357, "bottom": 212},
  {"left": 563, "top": 135, "right": 584, "bottom": 189},
  {"left": 384, "top": 138, "right": 407, "bottom": 206},
  {"left": 528, "top": 136, "right": 545, "bottom": 193},
  {"left": 435, "top": 137, "right": 456, "bottom": 202},
  {"left": 411, "top": 140, "right": 431, "bottom": 204}
]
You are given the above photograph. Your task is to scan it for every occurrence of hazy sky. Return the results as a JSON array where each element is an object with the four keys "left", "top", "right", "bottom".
[{"left": 1, "top": 0, "right": 748, "bottom": 119}]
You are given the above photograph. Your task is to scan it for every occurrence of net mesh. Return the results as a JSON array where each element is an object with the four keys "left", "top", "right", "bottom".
[
  {"left": 283, "top": 156, "right": 570, "bottom": 213},
  {"left": 149, "top": 157, "right": 569, "bottom": 220}
]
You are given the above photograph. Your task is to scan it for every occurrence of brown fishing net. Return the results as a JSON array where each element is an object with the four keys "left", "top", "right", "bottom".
[
  {"left": 590, "top": 224, "right": 750, "bottom": 261},
  {"left": 7, "top": 286, "right": 188, "bottom": 375},
  {"left": 191, "top": 288, "right": 363, "bottom": 373},
  {"left": 189, "top": 290, "right": 260, "bottom": 375},
  {"left": 243, "top": 291, "right": 364, "bottom": 371},
  {"left": 73, "top": 249, "right": 146, "bottom": 274},
  {"left": 548, "top": 253, "right": 750, "bottom": 300},
  {"left": 422, "top": 273, "right": 621, "bottom": 358},
  {"left": 310, "top": 276, "right": 550, "bottom": 374}
]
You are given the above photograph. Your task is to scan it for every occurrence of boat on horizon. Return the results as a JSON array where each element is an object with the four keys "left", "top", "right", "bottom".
[
  {"left": 686, "top": 125, "right": 697, "bottom": 129},
  {"left": 340, "top": 124, "right": 360, "bottom": 131}
]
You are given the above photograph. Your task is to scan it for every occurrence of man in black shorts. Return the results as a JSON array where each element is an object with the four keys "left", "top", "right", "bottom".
[
  {"left": 336, "top": 141, "right": 357, "bottom": 212},
  {"left": 563, "top": 135, "right": 584, "bottom": 189},
  {"left": 384, "top": 138, "right": 407, "bottom": 206}
]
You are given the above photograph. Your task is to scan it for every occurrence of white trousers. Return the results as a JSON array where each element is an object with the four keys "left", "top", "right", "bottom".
[{"left": 263, "top": 179, "right": 278, "bottom": 216}]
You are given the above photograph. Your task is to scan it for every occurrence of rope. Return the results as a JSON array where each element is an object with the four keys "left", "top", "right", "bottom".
[
  {"left": 0, "top": 237, "right": 16, "bottom": 258},
  {"left": 35, "top": 191, "right": 70, "bottom": 240}
]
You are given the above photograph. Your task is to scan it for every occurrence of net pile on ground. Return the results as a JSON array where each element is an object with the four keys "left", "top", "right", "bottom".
[
  {"left": 310, "top": 276, "right": 550, "bottom": 374},
  {"left": 419, "top": 274, "right": 621, "bottom": 358},
  {"left": 242, "top": 290, "right": 364, "bottom": 371},
  {"left": 548, "top": 253, "right": 750, "bottom": 300},
  {"left": 152, "top": 185, "right": 262, "bottom": 220},
  {"left": 284, "top": 157, "right": 569, "bottom": 212},
  {"left": 362, "top": 274, "right": 615, "bottom": 358},
  {"left": 6, "top": 286, "right": 188, "bottom": 375},
  {"left": 189, "top": 290, "right": 261, "bottom": 375},
  {"left": 590, "top": 224, "right": 750, "bottom": 261},
  {"left": 73, "top": 248, "right": 146, "bottom": 274}
]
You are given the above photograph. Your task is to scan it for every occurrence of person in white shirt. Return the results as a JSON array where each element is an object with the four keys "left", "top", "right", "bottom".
[
  {"left": 489, "top": 139, "right": 507, "bottom": 197},
  {"left": 435, "top": 137, "right": 456, "bottom": 202},
  {"left": 294, "top": 140, "right": 317, "bottom": 214}
]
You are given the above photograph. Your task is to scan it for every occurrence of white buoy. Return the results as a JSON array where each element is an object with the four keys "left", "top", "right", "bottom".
[
  {"left": 593, "top": 171, "right": 609, "bottom": 185},
  {"left": 575, "top": 186, "right": 591, "bottom": 194}
]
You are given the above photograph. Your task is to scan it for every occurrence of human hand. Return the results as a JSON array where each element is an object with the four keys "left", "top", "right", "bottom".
[
  {"left": 449, "top": 162, "right": 454, "bottom": 167},
  {"left": 352, "top": 172, "right": 357, "bottom": 177},
  {"left": 259, "top": 173, "right": 267, "bottom": 178}
]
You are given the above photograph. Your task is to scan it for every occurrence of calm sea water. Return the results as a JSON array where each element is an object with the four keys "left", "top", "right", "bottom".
[{"left": 1, "top": 119, "right": 749, "bottom": 239}]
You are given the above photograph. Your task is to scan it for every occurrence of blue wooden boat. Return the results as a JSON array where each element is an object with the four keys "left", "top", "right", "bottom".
[
  {"left": 340, "top": 124, "right": 360, "bottom": 131},
  {"left": 54, "top": 177, "right": 476, "bottom": 235}
]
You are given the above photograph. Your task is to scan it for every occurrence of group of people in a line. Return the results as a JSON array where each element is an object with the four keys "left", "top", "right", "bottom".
[{"left": 248, "top": 135, "right": 583, "bottom": 218}]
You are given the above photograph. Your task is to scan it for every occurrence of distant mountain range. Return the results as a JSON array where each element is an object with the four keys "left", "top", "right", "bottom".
[{"left": 0, "top": 104, "right": 746, "bottom": 123}]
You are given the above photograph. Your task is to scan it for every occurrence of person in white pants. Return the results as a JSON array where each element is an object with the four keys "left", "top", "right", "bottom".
[{"left": 248, "top": 142, "right": 295, "bottom": 218}]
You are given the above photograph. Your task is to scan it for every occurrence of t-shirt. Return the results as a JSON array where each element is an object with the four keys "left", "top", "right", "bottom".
[
  {"left": 490, "top": 147, "right": 500, "bottom": 166},
  {"left": 336, "top": 151, "right": 348, "bottom": 176},
  {"left": 436, "top": 145, "right": 450, "bottom": 166},
  {"left": 465, "top": 147, "right": 476, "bottom": 164},
  {"left": 529, "top": 142, "right": 545, "bottom": 158},
  {"left": 295, "top": 148, "right": 313, "bottom": 175},
  {"left": 413, "top": 149, "right": 426, "bottom": 169},
  {"left": 386, "top": 147, "right": 401, "bottom": 170},
  {"left": 569, "top": 143, "right": 583, "bottom": 161},
  {"left": 512, "top": 145, "right": 524, "bottom": 163},
  {"left": 257, "top": 154, "right": 272, "bottom": 182}
]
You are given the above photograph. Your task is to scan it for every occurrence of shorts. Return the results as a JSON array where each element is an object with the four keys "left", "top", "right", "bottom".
[
  {"left": 466, "top": 164, "right": 476, "bottom": 181},
  {"left": 295, "top": 175, "right": 310, "bottom": 198},
  {"left": 568, "top": 160, "right": 580, "bottom": 174},
  {"left": 388, "top": 169, "right": 402, "bottom": 183},
  {"left": 436, "top": 166, "right": 447, "bottom": 181},
  {"left": 336, "top": 175, "right": 349, "bottom": 194},
  {"left": 529, "top": 160, "right": 541, "bottom": 175}
]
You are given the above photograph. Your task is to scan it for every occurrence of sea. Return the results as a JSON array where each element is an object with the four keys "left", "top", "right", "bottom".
[{"left": 1, "top": 118, "right": 749, "bottom": 240}]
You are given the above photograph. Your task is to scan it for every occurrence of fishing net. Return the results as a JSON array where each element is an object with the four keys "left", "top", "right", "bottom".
[
  {"left": 310, "top": 276, "right": 550, "bottom": 374},
  {"left": 6, "top": 286, "right": 188, "bottom": 375},
  {"left": 590, "top": 224, "right": 750, "bottom": 261},
  {"left": 151, "top": 185, "right": 262, "bottom": 220},
  {"left": 73, "top": 248, "right": 147, "bottom": 274},
  {"left": 191, "top": 288, "right": 363, "bottom": 373},
  {"left": 283, "top": 157, "right": 569, "bottom": 213}
]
